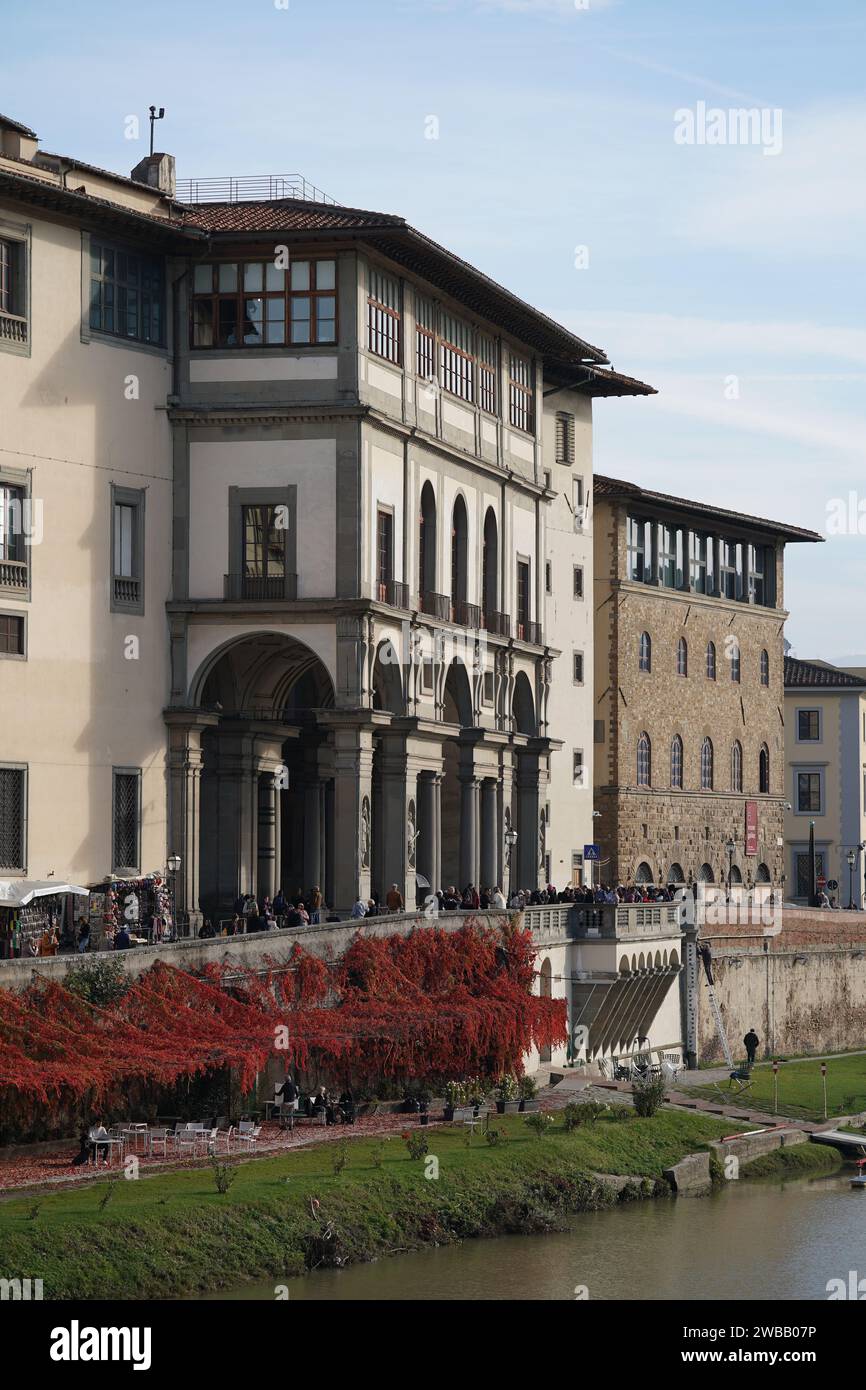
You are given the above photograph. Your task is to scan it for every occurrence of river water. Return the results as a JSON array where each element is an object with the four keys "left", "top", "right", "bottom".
[{"left": 203, "top": 1170, "right": 866, "bottom": 1301}]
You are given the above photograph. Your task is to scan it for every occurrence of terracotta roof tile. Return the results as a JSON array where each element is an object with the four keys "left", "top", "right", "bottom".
[
  {"left": 176, "top": 199, "right": 405, "bottom": 233},
  {"left": 594, "top": 473, "right": 824, "bottom": 543},
  {"left": 784, "top": 656, "right": 866, "bottom": 689}
]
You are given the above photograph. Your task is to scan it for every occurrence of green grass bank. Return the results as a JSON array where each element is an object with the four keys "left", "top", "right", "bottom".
[
  {"left": 739, "top": 1144, "right": 843, "bottom": 1180},
  {"left": 690, "top": 1053, "right": 866, "bottom": 1121},
  {"left": 0, "top": 1110, "right": 736, "bottom": 1300}
]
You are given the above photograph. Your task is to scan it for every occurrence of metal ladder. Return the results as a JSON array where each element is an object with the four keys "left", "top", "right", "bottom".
[{"left": 705, "top": 978, "right": 734, "bottom": 1070}]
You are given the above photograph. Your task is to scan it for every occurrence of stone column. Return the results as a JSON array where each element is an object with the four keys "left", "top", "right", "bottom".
[
  {"left": 378, "top": 732, "right": 418, "bottom": 908},
  {"left": 257, "top": 773, "right": 277, "bottom": 903},
  {"left": 164, "top": 710, "right": 218, "bottom": 932},
  {"left": 323, "top": 717, "right": 375, "bottom": 910},
  {"left": 303, "top": 779, "right": 323, "bottom": 892},
  {"left": 480, "top": 778, "right": 498, "bottom": 889},
  {"left": 516, "top": 750, "right": 542, "bottom": 890},
  {"left": 459, "top": 774, "right": 481, "bottom": 889}
]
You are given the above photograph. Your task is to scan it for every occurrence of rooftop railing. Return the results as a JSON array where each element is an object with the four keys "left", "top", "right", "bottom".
[{"left": 175, "top": 175, "right": 337, "bottom": 205}]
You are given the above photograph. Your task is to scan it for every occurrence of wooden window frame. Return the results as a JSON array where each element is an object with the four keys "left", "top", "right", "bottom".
[
  {"left": 555, "top": 411, "right": 575, "bottom": 465},
  {"left": 508, "top": 352, "right": 534, "bottom": 433},
  {"left": 90, "top": 239, "right": 165, "bottom": 346},
  {"left": 415, "top": 293, "right": 435, "bottom": 380},
  {"left": 191, "top": 257, "right": 338, "bottom": 350},
  {"left": 367, "top": 266, "right": 401, "bottom": 364},
  {"left": 376, "top": 506, "right": 394, "bottom": 600},
  {"left": 0, "top": 609, "right": 25, "bottom": 660}
]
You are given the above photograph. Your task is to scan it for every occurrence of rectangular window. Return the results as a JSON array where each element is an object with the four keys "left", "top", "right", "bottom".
[
  {"left": 572, "top": 476, "right": 585, "bottom": 530},
  {"left": 545, "top": 560, "right": 552, "bottom": 594},
  {"left": 376, "top": 508, "right": 393, "bottom": 600},
  {"left": 0, "top": 765, "right": 26, "bottom": 871},
  {"left": 797, "top": 772, "right": 822, "bottom": 813},
  {"left": 110, "top": 486, "right": 145, "bottom": 612},
  {"left": 478, "top": 333, "right": 497, "bottom": 414},
  {"left": 415, "top": 293, "right": 435, "bottom": 380},
  {"left": 573, "top": 652, "right": 584, "bottom": 684},
  {"left": 516, "top": 559, "right": 530, "bottom": 639},
  {"left": 191, "top": 258, "right": 336, "bottom": 348},
  {"left": 627, "top": 516, "right": 651, "bottom": 582},
  {"left": 243, "top": 504, "right": 286, "bottom": 581},
  {"left": 439, "top": 311, "right": 474, "bottom": 401},
  {"left": 573, "top": 565, "right": 584, "bottom": 599},
  {"left": 0, "top": 612, "right": 25, "bottom": 657},
  {"left": 571, "top": 852, "right": 584, "bottom": 886},
  {"left": 508, "top": 353, "right": 534, "bottom": 432},
  {"left": 90, "top": 241, "right": 164, "bottom": 345},
  {"left": 555, "top": 411, "right": 575, "bottom": 465},
  {"left": 594, "top": 719, "right": 605, "bottom": 744},
  {"left": 798, "top": 709, "right": 820, "bottom": 741},
  {"left": 573, "top": 749, "right": 584, "bottom": 785},
  {"left": 367, "top": 266, "right": 400, "bottom": 363},
  {"left": 690, "top": 532, "right": 708, "bottom": 593},
  {"left": 720, "top": 540, "right": 741, "bottom": 600},
  {"left": 483, "top": 670, "right": 494, "bottom": 704},
  {"left": 0, "top": 480, "right": 29, "bottom": 594},
  {"left": 112, "top": 769, "right": 141, "bottom": 872},
  {"left": 0, "top": 235, "right": 27, "bottom": 344},
  {"left": 749, "top": 544, "right": 766, "bottom": 605},
  {"left": 658, "top": 524, "right": 677, "bottom": 588}
]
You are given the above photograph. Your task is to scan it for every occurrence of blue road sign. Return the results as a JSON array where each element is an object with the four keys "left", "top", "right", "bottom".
[{"left": 584, "top": 844, "right": 601, "bottom": 860}]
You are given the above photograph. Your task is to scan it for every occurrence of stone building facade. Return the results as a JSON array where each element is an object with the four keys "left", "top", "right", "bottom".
[{"left": 592, "top": 475, "right": 822, "bottom": 892}]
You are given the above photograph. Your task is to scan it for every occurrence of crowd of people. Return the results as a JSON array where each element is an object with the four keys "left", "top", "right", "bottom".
[{"left": 276, "top": 1074, "right": 356, "bottom": 1126}]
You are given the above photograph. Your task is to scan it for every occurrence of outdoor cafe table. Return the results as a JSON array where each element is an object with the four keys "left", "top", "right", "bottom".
[
  {"left": 121, "top": 1123, "right": 149, "bottom": 1153},
  {"left": 92, "top": 1136, "right": 125, "bottom": 1167}
]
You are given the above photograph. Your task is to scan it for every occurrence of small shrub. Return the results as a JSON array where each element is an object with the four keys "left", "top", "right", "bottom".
[
  {"left": 632, "top": 1074, "right": 667, "bottom": 1118},
  {"left": 518, "top": 1074, "right": 538, "bottom": 1100},
  {"left": 331, "top": 1141, "right": 349, "bottom": 1178},
  {"left": 485, "top": 1127, "right": 505, "bottom": 1146},
  {"left": 563, "top": 1100, "right": 608, "bottom": 1131},
  {"left": 608, "top": 1105, "right": 633, "bottom": 1123},
  {"left": 496, "top": 1073, "right": 519, "bottom": 1102},
  {"left": 369, "top": 1141, "right": 386, "bottom": 1169},
  {"left": 524, "top": 1110, "right": 555, "bottom": 1139},
  {"left": 209, "top": 1157, "right": 237, "bottom": 1195},
  {"left": 65, "top": 957, "right": 130, "bottom": 1008},
  {"left": 26, "top": 1201, "right": 42, "bottom": 1221},
  {"left": 836, "top": 1094, "right": 858, "bottom": 1115},
  {"left": 403, "top": 1131, "right": 429, "bottom": 1160}
]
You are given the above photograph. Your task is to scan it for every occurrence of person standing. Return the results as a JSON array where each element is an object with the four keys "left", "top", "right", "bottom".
[
  {"left": 385, "top": 883, "right": 404, "bottom": 913},
  {"left": 743, "top": 1028, "right": 760, "bottom": 1064}
]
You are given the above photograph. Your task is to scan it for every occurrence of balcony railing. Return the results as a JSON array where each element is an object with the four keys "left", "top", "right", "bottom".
[
  {"left": 223, "top": 572, "right": 298, "bottom": 601},
  {"left": 515, "top": 619, "right": 542, "bottom": 645},
  {"left": 420, "top": 590, "right": 450, "bottom": 620},
  {"left": 451, "top": 599, "right": 481, "bottom": 629},
  {"left": 484, "top": 610, "right": 511, "bottom": 638},
  {"left": 377, "top": 578, "right": 409, "bottom": 609},
  {"left": 0, "top": 558, "right": 28, "bottom": 590},
  {"left": 0, "top": 311, "right": 27, "bottom": 344},
  {"left": 113, "top": 575, "right": 141, "bottom": 606}
]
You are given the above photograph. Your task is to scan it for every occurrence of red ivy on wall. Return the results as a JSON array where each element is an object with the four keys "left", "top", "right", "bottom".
[{"left": 0, "top": 921, "right": 566, "bottom": 1102}]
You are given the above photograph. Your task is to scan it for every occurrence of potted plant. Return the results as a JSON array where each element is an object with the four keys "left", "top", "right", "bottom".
[
  {"left": 443, "top": 1079, "right": 465, "bottom": 1121},
  {"left": 495, "top": 1073, "right": 521, "bottom": 1114},
  {"left": 518, "top": 1074, "right": 540, "bottom": 1112}
]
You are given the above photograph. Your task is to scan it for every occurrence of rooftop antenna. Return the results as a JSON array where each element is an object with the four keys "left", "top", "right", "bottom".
[{"left": 148, "top": 105, "right": 165, "bottom": 157}]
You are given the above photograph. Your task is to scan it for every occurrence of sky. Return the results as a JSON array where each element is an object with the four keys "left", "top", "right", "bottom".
[{"left": 5, "top": 0, "right": 865, "bottom": 660}]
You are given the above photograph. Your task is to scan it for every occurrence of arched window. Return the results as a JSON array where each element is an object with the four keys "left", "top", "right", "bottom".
[
  {"left": 418, "top": 481, "right": 437, "bottom": 600},
  {"left": 701, "top": 737, "right": 714, "bottom": 790},
  {"left": 731, "top": 740, "right": 742, "bottom": 792},
  {"left": 482, "top": 507, "right": 498, "bottom": 628},
  {"left": 730, "top": 640, "right": 741, "bottom": 683},
  {"left": 635, "top": 861, "right": 653, "bottom": 884},
  {"left": 670, "top": 734, "right": 683, "bottom": 789},
  {"left": 706, "top": 641, "right": 716, "bottom": 680},
  {"left": 698, "top": 862, "right": 714, "bottom": 884},
  {"left": 677, "top": 637, "right": 688, "bottom": 676},
  {"left": 450, "top": 494, "right": 468, "bottom": 618},
  {"left": 759, "top": 743, "right": 770, "bottom": 794},
  {"left": 639, "top": 631, "right": 651, "bottom": 673},
  {"left": 667, "top": 863, "right": 685, "bottom": 885},
  {"left": 760, "top": 649, "right": 769, "bottom": 686},
  {"left": 756, "top": 862, "right": 771, "bottom": 883},
  {"left": 637, "top": 732, "right": 651, "bottom": 786}
]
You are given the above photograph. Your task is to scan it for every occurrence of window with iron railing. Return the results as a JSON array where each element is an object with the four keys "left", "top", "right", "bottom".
[
  {"left": 112, "top": 768, "right": 141, "bottom": 873},
  {"left": 0, "top": 483, "right": 27, "bottom": 592},
  {"left": 242, "top": 503, "right": 287, "bottom": 596},
  {"left": 367, "top": 267, "right": 400, "bottom": 363},
  {"left": 516, "top": 559, "right": 531, "bottom": 639},
  {"left": 191, "top": 258, "right": 336, "bottom": 348},
  {"left": 508, "top": 353, "right": 534, "bottom": 432},
  {"left": 111, "top": 487, "right": 145, "bottom": 613},
  {"left": 0, "top": 765, "right": 26, "bottom": 871},
  {"left": 0, "top": 236, "right": 27, "bottom": 346},
  {"left": 376, "top": 508, "right": 394, "bottom": 601}
]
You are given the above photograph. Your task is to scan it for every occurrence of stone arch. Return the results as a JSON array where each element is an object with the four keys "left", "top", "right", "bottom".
[
  {"left": 756, "top": 862, "right": 771, "bottom": 883},
  {"left": 511, "top": 670, "right": 536, "bottom": 735},
  {"left": 669, "top": 948, "right": 680, "bottom": 968},
  {"left": 419, "top": 480, "right": 437, "bottom": 596},
  {"left": 635, "top": 861, "right": 653, "bottom": 883},
  {"left": 192, "top": 629, "right": 336, "bottom": 714},
  {"left": 638, "top": 952, "right": 646, "bottom": 970},
  {"left": 619, "top": 955, "right": 630, "bottom": 975},
  {"left": 539, "top": 956, "right": 553, "bottom": 1061},
  {"left": 729, "top": 864, "right": 743, "bottom": 885},
  {"left": 482, "top": 506, "right": 499, "bottom": 624},
  {"left": 698, "top": 862, "right": 714, "bottom": 883},
  {"left": 450, "top": 492, "right": 469, "bottom": 611},
  {"left": 667, "top": 862, "right": 685, "bottom": 885},
  {"left": 372, "top": 639, "right": 403, "bottom": 715},
  {"left": 654, "top": 950, "right": 662, "bottom": 967}
]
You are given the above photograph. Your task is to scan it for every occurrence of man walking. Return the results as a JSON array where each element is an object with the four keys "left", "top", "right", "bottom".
[{"left": 743, "top": 1027, "right": 760, "bottom": 1064}]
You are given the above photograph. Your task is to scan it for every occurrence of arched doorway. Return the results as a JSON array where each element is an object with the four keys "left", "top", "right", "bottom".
[
  {"left": 419, "top": 482, "right": 437, "bottom": 603},
  {"left": 450, "top": 494, "right": 469, "bottom": 623},
  {"left": 193, "top": 632, "right": 335, "bottom": 918},
  {"left": 482, "top": 507, "right": 498, "bottom": 629}
]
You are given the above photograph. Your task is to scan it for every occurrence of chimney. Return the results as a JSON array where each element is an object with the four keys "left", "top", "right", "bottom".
[
  {"left": 0, "top": 115, "right": 39, "bottom": 163},
  {"left": 130, "top": 152, "right": 176, "bottom": 198}
]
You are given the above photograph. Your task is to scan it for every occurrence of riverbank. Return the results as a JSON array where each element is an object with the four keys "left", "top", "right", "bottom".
[
  {"left": 0, "top": 1110, "right": 737, "bottom": 1300},
  {"left": 739, "top": 1144, "right": 843, "bottom": 1180}
]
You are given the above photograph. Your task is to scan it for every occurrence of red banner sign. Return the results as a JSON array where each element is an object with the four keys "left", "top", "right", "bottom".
[{"left": 745, "top": 800, "right": 758, "bottom": 856}]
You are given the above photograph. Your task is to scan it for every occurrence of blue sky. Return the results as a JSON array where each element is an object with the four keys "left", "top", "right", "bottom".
[{"left": 6, "top": 0, "right": 866, "bottom": 659}]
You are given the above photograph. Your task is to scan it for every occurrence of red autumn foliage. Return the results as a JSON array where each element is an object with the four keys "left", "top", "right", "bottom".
[{"left": 0, "top": 921, "right": 566, "bottom": 1103}]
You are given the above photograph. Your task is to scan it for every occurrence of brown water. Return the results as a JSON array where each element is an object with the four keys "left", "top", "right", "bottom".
[{"left": 201, "top": 1171, "right": 866, "bottom": 1301}]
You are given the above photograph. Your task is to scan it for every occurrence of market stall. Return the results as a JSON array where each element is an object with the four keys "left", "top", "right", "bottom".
[
  {"left": 98, "top": 874, "right": 175, "bottom": 948},
  {"left": 0, "top": 882, "right": 90, "bottom": 960}
]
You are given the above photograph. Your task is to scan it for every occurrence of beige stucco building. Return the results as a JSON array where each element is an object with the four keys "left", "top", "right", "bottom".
[
  {"left": 0, "top": 112, "right": 653, "bottom": 925},
  {"left": 783, "top": 656, "right": 866, "bottom": 907}
]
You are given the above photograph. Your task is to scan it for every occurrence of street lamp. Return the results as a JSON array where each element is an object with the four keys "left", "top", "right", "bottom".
[
  {"left": 847, "top": 849, "right": 856, "bottom": 910},
  {"left": 167, "top": 853, "right": 182, "bottom": 936},
  {"left": 725, "top": 837, "right": 736, "bottom": 902},
  {"left": 504, "top": 826, "right": 518, "bottom": 874}
]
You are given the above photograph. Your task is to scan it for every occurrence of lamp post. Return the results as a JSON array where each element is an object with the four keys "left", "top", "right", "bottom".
[
  {"left": 725, "top": 837, "right": 736, "bottom": 904},
  {"left": 504, "top": 827, "right": 518, "bottom": 896},
  {"left": 167, "top": 853, "right": 182, "bottom": 936},
  {"left": 847, "top": 849, "right": 856, "bottom": 911}
]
